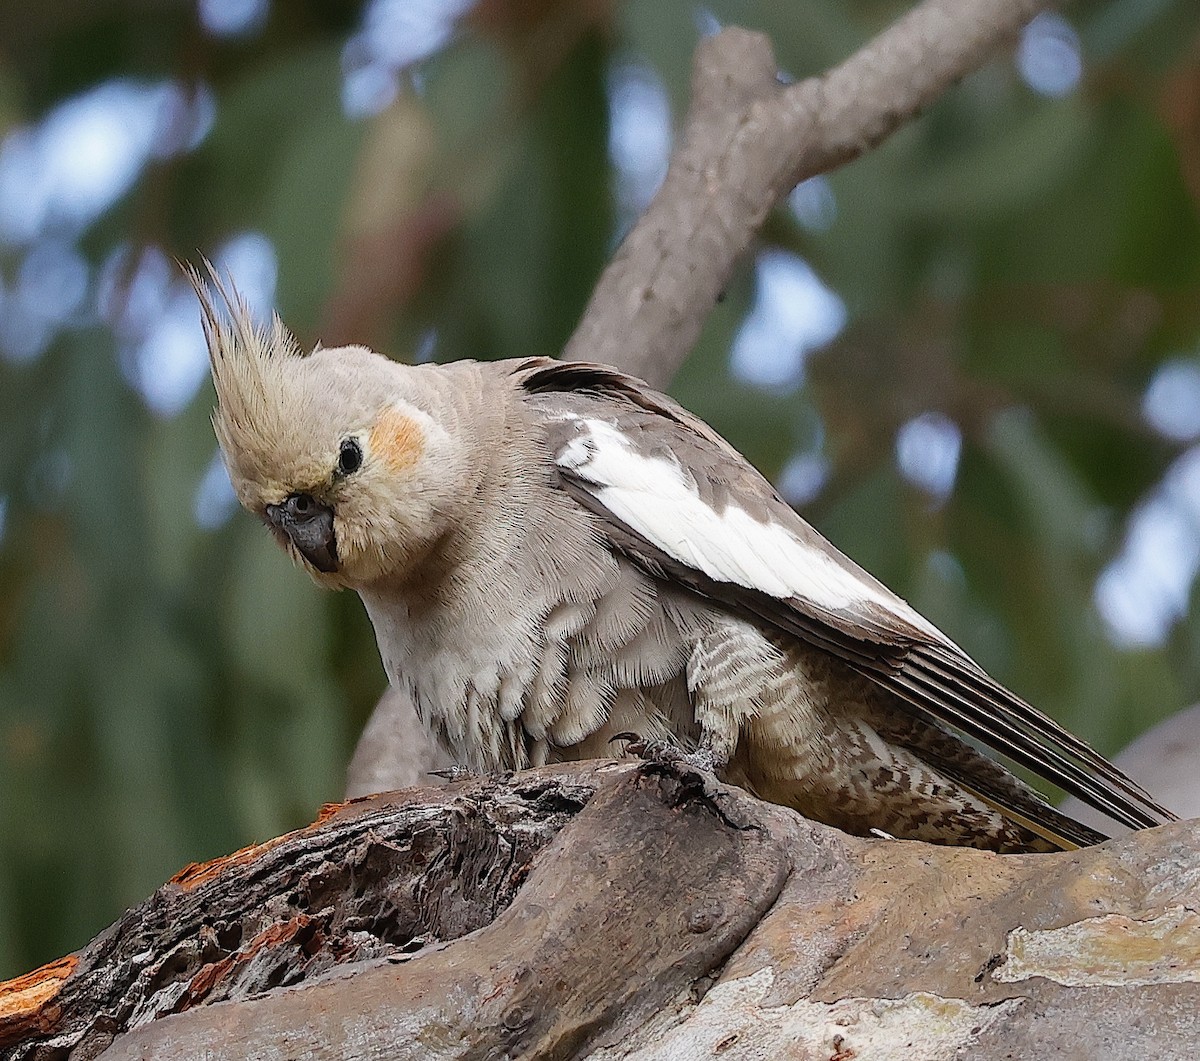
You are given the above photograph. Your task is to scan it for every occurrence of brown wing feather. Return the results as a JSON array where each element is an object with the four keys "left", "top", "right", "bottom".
[
  {"left": 516, "top": 359, "right": 1177, "bottom": 837},
  {"left": 870, "top": 707, "right": 1109, "bottom": 849}
]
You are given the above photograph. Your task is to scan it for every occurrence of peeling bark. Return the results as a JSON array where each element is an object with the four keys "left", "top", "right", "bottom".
[{"left": 1, "top": 769, "right": 598, "bottom": 1059}]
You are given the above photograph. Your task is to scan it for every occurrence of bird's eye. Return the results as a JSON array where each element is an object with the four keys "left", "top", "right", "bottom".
[{"left": 336, "top": 437, "right": 363, "bottom": 477}]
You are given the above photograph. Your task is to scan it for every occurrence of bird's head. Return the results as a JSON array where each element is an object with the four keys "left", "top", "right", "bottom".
[{"left": 190, "top": 267, "right": 474, "bottom": 590}]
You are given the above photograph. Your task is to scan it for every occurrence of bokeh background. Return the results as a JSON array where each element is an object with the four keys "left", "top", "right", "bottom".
[{"left": 2, "top": 0, "right": 1199, "bottom": 979}]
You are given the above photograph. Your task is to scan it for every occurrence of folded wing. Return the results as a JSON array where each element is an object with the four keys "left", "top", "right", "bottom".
[{"left": 517, "top": 358, "right": 1176, "bottom": 837}]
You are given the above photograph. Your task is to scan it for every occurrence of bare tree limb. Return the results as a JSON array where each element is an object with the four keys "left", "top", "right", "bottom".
[
  {"left": 563, "top": 0, "right": 1050, "bottom": 386},
  {"left": 5, "top": 762, "right": 1199, "bottom": 1059}
]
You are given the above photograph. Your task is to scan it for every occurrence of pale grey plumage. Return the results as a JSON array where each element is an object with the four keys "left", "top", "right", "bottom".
[{"left": 195, "top": 273, "right": 1176, "bottom": 853}]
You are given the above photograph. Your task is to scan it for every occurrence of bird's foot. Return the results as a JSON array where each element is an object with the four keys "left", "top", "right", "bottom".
[
  {"left": 609, "top": 732, "right": 723, "bottom": 775},
  {"left": 607, "top": 732, "right": 758, "bottom": 827}
]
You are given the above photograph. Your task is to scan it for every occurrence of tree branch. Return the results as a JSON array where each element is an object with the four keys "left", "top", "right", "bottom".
[
  {"left": 563, "top": 0, "right": 1050, "bottom": 387},
  {"left": 5, "top": 762, "right": 1199, "bottom": 1059}
]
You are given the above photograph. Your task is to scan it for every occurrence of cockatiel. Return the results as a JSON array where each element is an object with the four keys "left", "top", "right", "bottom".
[{"left": 194, "top": 272, "right": 1175, "bottom": 854}]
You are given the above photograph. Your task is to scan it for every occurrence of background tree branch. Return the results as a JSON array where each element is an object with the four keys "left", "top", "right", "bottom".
[{"left": 562, "top": 0, "right": 1051, "bottom": 385}]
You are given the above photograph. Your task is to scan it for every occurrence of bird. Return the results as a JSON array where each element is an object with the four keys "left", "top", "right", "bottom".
[{"left": 192, "top": 269, "right": 1176, "bottom": 854}]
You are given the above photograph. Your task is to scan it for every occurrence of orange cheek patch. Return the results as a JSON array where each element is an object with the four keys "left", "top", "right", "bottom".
[{"left": 369, "top": 408, "right": 425, "bottom": 471}]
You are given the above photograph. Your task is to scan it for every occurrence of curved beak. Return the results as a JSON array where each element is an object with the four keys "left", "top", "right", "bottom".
[{"left": 264, "top": 493, "right": 339, "bottom": 573}]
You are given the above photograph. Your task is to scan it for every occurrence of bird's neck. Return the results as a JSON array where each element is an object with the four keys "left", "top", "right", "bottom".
[{"left": 356, "top": 402, "right": 559, "bottom": 660}]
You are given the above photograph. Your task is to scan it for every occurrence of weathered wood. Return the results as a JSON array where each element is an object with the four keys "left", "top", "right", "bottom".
[
  {"left": 0, "top": 766, "right": 601, "bottom": 1060},
  {"left": 95, "top": 761, "right": 789, "bottom": 1061}
]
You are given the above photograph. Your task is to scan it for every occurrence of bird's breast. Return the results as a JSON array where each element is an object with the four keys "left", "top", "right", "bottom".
[{"left": 355, "top": 555, "right": 703, "bottom": 773}]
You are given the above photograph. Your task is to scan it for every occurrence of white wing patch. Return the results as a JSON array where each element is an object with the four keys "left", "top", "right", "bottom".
[{"left": 556, "top": 417, "right": 943, "bottom": 637}]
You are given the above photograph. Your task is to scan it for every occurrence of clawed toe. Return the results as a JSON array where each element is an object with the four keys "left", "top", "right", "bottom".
[{"left": 429, "top": 764, "right": 481, "bottom": 782}]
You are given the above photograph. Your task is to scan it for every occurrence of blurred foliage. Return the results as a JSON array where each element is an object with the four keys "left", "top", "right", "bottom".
[{"left": 1, "top": 0, "right": 1199, "bottom": 979}]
